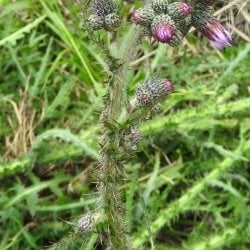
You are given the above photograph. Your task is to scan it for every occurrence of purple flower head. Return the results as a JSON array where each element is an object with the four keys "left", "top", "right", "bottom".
[
  {"left": 202, "top": 19, "right": 232, "bottom": 49},
  {"left": 153, "top": 23, "right": 175, "bottom": 43},
  {"left": 179, "top": 2, "right": 192, "bottom": 16}
]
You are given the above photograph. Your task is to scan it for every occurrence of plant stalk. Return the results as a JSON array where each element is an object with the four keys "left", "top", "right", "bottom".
[{"left": 98, "top": 26, "right": 143, "bottom": 249}]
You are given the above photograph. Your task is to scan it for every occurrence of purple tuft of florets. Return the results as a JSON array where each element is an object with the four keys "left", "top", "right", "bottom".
[
  {"left": 153, "top": 24, "right": 175, "bottom": 43},
  {"left": 202, "top": 19, "right": 232, "bottom": 49},
  {"left": 164, "top": 80, "right": 174, "bottom": 92},
  {"left": 179, "top": 2, "right": 192, "bottom": 16}
]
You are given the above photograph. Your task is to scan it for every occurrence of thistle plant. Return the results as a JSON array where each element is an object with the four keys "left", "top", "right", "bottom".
[{"left": 79, "top": 0, "right": 232, "bottom": 249}]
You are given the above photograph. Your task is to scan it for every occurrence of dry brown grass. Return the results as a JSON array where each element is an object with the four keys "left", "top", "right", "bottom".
[{"left": 3, "top": 88, "right": 44, "bottom": 158}]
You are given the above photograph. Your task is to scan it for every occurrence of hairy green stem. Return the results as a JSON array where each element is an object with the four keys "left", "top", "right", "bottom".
[{"left": 98, "top": 26, "right": 143, "bottom": 249}]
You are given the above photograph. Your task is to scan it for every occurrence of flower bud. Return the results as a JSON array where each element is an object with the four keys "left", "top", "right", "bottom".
[
  {"left": 151, "top": 15, "right": 183, "bottom": 46},
  {"left": 93, "top": 0, "right": 118, "bottom": 17},
  {"left": 124, "top": 127, "right": 143, "bottom": 151},
  {"left": 136, "top": 78, "right": 174, "bottom": 107},
  {"left": 88, "top": 0, "right": 120, "bottom": 31},
  {"left": 151, "top": 0, "right": 169, "bottom": 14},
  {"left": 105, "top": 13, "right": 120, "bottom": 30},
  {"left": 168, "top": 2, "right": 192, "bottom": 35},
  {"left": 169, "top": 2, "right": 192, "bottom": 17},
  {"left": 132, "top": 7, "right": 155, "bottom": 27},
  {"left": 192, "top": 10, "right": 232, "bottom": 49},
  {"left": 87, "top": 14, "right": 103, "bottom": 31},
  {"left": 74, "top": 214, "right": 93, "bottom": 233}
]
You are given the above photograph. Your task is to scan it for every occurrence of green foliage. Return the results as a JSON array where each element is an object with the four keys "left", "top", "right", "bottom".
[
  {"left": 0, "top": 0, "right": 249, "bottom": 249},
  {"left": 0, "top": 15, "right": 46, "bottom": 47},
  {"left": 30, "top": 128, "right": 99, "bottom": 161}
]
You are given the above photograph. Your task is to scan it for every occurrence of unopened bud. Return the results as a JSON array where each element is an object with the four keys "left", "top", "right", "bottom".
[
  {"left": 124, "top": 127, "right": 143, "bottom": 150},
  {"left": 87, "top": 14, "right": 103, "bottom": 31},
  {"left": 151, "top": 0, "right": 168, "bottom": 14},
  {"left": 74, "top": 214, "right": 93, "bottom": 234},
  {"left": 87, "top": 0, "right": 120, "bottom": 31},
  {"left": 105, "top": 13, "right": 120, "bottom": 30},
  {"left": 132, "top": 7, "right": 155, "bottom": 27},
  {"left": 168, "top": 2, "right": 192, "bottom": 35},
  {"left": 136, "top": 78, "right": 174, "bottom": 107},
  {"left": 168, "top": 2, "right": 192, "bottom": 20},
  {"left": 151, "top": 15, "right": 183, "bottom": 46},
  {"left": 93, "top": 0, "right": 118, "bottom": 17}
]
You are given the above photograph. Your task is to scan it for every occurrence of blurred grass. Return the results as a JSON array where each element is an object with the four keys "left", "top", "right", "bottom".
[{"left": 0, "top": 0, "right": 250, "bottom": 249}]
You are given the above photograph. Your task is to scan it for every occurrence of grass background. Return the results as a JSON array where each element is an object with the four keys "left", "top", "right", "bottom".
[{"left": 0, "top": 0, "right": 250, "bottom": 249}]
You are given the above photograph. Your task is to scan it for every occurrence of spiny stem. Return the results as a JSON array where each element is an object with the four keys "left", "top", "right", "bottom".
[{"left": 98, "top": 26, "right": 143, "bottom": 249}]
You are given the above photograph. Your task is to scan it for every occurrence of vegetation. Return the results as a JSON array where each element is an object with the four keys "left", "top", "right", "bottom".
[{"left": 0, "top": 0, "right": 249, "bottom": 249}]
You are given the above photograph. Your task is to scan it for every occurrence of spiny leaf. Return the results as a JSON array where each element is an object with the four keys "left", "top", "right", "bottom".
[{"left": 0, "top": 15, "right": 46, "bottom": 46}]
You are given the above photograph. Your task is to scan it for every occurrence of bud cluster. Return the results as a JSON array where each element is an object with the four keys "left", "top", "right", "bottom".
[
  {"left": 87, "top": 0, "right": 120, "bottom": 31},
  {"left": 135, "top": 78, "right": 174, "bottom": 107},
  {"left": 132, "top": 0, "right": 232, "bottom": 49},
  {"left": 132, "top": 1, "right": 192, "bottom": 46}
]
